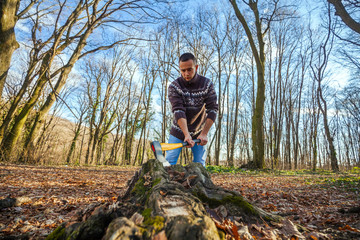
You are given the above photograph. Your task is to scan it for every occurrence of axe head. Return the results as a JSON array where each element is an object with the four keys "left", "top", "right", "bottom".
[{"left": 150, "top": 141, "right": 170, "bottom": 167}]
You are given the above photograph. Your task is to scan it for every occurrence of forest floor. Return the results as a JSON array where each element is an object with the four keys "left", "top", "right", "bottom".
[{"left": 0, "top": 164, "right": 359, "bottom": 239}]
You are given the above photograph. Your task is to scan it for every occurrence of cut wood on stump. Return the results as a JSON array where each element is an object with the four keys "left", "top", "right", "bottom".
[{"left": 46, "top": 159, "right": 323, "bottom": 240}]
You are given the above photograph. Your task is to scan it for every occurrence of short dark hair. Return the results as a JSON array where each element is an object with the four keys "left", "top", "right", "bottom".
[{"left": 179, "top": 53, "right": 197, "bottom": 65}]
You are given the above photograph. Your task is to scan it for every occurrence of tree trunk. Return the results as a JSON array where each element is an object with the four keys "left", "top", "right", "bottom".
[
  {"left": 52, "top": 159, "right": 330, "bottom": 239},
  {"left": 215, "top": 53, "right": 222, "bottom": 166},
  {"left": 24, "top": 66, "right": 71, "bottom": 150},
  {"left": 129, "top": 88, "right": 144, "bottom": 166},
  {"left": 85, "top": 81, "right": 101, "bottom": 165},
  {"left": 230, "top": 0, "right": 266, "bottom": 169},
  {"left": 135, "top": 73, "right": 156, "bottom": 166},
  {"left": 24, "top": 16, "right": 97, "bottom": 150},
  {"left": 161, "top": 77, "right": 168, "bottom": 144},
  {"left": 229, "top": 64, "right": 241, "bottom": 166},
  {"left": 0, "top": 53, "right": 51, "bottom": 160},
  {"left": 311, "top": 109, "right": 320, "bottom": 171},
  {"left": 0, "top": 0, "right": 20, "bottom": 99},
  {"left": 91, "top": 129, "right": 100, "bottom": 165},
  {"left": 85, "top": 127, "right": 94, "bottom": 165},
  {"left": 322, "top": 110, "right": 339, "bottom": 171},
  {"left": 123, "top": 74, "right": 133, "bottom": 165},
  {"left": 328, "top": 0, "right": 360, "bottom": 34},
  {"left": 317, "top": 76, "right": 339, "bottom": 172},
  {"left": 0, "top": 60, "right": 38, "bottom": 141},
  {"left": 66, "top": 124, "right": 81, "bottom": 165},
  {"left": 47, "top": 158, "right": 322, "bottom": 239},
  {"left": 252, "top": 68, "right": 266, "bottom": 169}
]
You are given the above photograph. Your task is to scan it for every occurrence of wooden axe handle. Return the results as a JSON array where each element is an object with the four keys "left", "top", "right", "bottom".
[{"left": 160, "top": 139, "right": 201, "bottom": 151}]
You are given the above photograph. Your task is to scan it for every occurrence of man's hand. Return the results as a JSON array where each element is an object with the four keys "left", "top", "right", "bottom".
[
  {"left": 184, "top": 134, "right": 195, "bottom": 148},
  {"left": 178, "top": 118, "right": 194, "bottom": 148},
  {"left": 196, "top": 119, "right": 213, "bottom": 146},
  {"left": 197, "top": 133, "right": 208, "bottom": 146}
]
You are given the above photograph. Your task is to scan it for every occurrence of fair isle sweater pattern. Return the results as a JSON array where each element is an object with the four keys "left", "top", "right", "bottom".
[{"left": 168, "top": 73, "right": 218, "bottom": 140}]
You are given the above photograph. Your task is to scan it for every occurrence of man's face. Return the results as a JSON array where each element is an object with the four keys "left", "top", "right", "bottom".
[{"left": 179, "top": 59, "right": 198, "bottom": 81}]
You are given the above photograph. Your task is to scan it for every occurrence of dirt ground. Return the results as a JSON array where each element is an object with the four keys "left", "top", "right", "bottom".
[{"left": 0, "top": 164, "right": 359, "bottom": 239}]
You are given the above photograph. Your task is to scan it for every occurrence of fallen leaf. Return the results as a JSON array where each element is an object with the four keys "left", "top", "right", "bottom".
[{"left": 339, "top": 224, "right": 360, "bottom": 232}]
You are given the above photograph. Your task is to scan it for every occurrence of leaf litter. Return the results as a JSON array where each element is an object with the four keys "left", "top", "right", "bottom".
[
  {"left": 0, "top": 164, "right": 137, "bottom": 239},
  {"left": 211, "top": 173, "right": 360, "bottom": 239},
  {"left": 0, "top": 164, "right": 359, "bottom": 239}
]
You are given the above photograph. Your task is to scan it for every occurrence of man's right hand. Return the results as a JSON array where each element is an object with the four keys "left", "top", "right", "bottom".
[{"left": 184, "top": 134, "right": 195, "bottom": 148}]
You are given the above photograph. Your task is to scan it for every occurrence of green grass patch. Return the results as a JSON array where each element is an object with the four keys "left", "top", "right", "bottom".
[
  {"left": 205, "top": 165, "right": 326, "bottom": 176},
  {"left": 205, "top": 165, "right": 281, "bottom": 175},
  {"left": 350, "top": 167, "right": 360, "bottom": 174},
  {"left": 302, "top": 175, "right": 360, "bottom": 192},
  {"left": 206, "top": 165, "right": 248, "bottom": 174},
  {"left": 323, "top": 176, "right": 360, "bottom": 192},
  {"left": 206, "top": 165, "right": 360, "bottom": 177}
]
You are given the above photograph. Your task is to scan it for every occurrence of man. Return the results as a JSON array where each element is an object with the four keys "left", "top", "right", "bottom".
[{"left": 166, "top": 53, "right": 218, "bottom": 166}]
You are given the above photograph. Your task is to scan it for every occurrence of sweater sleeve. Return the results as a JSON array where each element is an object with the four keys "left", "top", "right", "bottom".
[
  {"left": 168, "top": 82, "right": 186, "bottom": 121},
  {"left": 205, "top": 81, "right": 218, "bottom": 122}
]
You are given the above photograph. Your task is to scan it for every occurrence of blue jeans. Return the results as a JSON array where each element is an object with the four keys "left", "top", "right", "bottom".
[{"left": 165, "top": 135, "right": 207, "bottom": 166}]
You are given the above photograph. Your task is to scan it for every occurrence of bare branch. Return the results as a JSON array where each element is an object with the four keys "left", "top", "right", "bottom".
[
  {"left": 328, "top": 0, "right": 360, "bottom": 34},
  {"left": 17, "top": 0, "right": 41, "bottom": 19}
]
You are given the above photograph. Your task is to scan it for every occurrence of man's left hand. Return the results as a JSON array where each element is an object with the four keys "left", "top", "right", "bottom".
[{"left": 197, "top": 133, "right": 208, "bottom": 146}]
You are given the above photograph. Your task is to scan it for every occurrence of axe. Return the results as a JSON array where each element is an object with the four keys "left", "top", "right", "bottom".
[{"left": 150, "top": 139, "right": 201, "bottom": 167}]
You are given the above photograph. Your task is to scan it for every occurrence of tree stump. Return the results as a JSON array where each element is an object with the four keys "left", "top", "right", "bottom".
[{"left": 46, "top": 159, "right": 320, "bottom": 240}]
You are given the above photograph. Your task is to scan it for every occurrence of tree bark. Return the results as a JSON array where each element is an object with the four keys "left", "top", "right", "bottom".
[
  {"left": 66, "top": 117, "right": 84, "bottom": 165},
  {"left": 317, "top": 87, "right": 339, "bottom": 171},
  {"left": 123, "top": 73, "right": 134, "bottom": 165},
  {"left": 0, "top": 0, "right": 20, "bottom": 99},
  {"left": 0, "top": 0, "right": 37, "bottom": 98}
]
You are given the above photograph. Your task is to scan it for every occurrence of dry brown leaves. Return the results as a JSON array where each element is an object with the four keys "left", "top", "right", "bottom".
[
  {"left": 1, "top": 165, "right": 359, "bottom": 239},
  {"left": 211, "top": 174, "right": 360, "bottom": 239},
  {"left": 0, "top": 164, "right": 138, "bottom": 239}
]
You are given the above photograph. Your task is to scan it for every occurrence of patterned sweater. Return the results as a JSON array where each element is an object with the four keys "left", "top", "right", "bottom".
[{"left": 168, "top": 73, "right": 218, "bottom": 140}]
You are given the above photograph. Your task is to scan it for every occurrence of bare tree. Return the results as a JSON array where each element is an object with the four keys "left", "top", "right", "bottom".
[
  {"left": 1, "top": 0, "right": 164, "bottom": 161},
  {"left": 266, "top": 14, "right": 300, "bottom": 169},
  {"left": 226, "top": 16, "right": 247, "bottom": 167},
  {"left": 0, "top": 0, "right": 38, "bottom": 98},
  {"left": 310, "top": 6, "right": 339, "bottom": 171},
  {"left": 337, "top": 82, "right": 360, "bottom": 167},
  {"left": 83, "top": 48, "right": 130, "bottom": 165},
  {"left": 122, "top": 65, "right": 142, "bottom": 165},
  {"left": 229, "top": 0, "right": 282, "bottom": 168},
  {"left": 153, "top": 24, "right": 179, "bottom": 143},
  {"left": 65, "top": 90, "right": 89, "bottom": 165},
  {"left": 291, "top": 38, "right": 311, "bottom": 169},
  {"left": 201, "top": 9, "right": 229, "bottom": 166},
  {"left": 134, "top": 48, "right": 157, "bottom": 166}
]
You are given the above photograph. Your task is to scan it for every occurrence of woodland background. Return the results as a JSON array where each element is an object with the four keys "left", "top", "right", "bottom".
[{"left": 0, "top": 0, "right": 359, "bottom": 171}]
